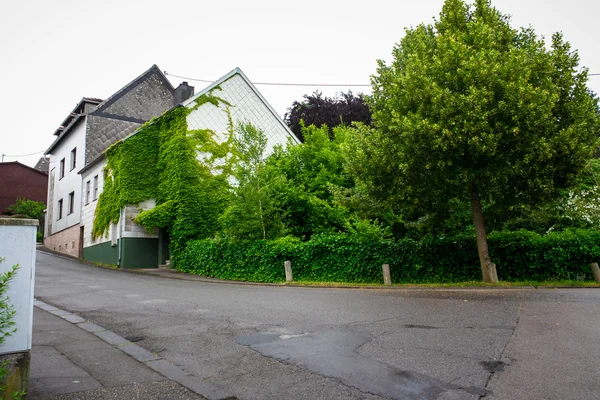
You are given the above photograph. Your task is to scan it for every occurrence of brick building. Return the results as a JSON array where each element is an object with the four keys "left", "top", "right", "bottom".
[{"left": 0, "top": 161, "right": 48, "bottom": 214}]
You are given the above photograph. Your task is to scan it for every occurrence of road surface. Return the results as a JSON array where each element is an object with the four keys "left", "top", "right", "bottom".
[{"left": 34, "top": 251, "right": 600, "bottom": 399}]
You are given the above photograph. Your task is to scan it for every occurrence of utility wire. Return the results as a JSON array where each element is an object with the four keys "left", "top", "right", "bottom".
[
  {"left": 2, "top": 149, "right": 45, "bottom": 158},
  {"left": 164, "top": 72, "right": 371, "bottom": 87},
  {"left": 166, "top": 71, "right": 600, "bottom": 86}
]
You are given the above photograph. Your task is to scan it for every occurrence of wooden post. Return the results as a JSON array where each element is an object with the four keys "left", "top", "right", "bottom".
[
  {"left": 590, "top": 263, "right": 600, "bottom": 284},
  {"left": 284, "top": 260, "right": 293, "bottom": 282},
  {"left": 382, "top": 264, "right": 391, "bottom": 285}
]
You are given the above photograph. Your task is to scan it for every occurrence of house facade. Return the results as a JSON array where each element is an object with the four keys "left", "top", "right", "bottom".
[
  {"left": 81, "top": 67, "right": 300, "bottom": 268},
  {"left": 0, "top": 162, "right": 48, "bottom": 214},
  {"left": 43, "top": 98, "right": 100, "bottom": 256},
  {"left": 44, "top": 65, "right": 192, "bottom": 257}
]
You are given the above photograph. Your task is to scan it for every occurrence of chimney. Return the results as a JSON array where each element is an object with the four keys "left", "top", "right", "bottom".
[{"left": 173, "top": 81, "right": 195, "bottom": 105}]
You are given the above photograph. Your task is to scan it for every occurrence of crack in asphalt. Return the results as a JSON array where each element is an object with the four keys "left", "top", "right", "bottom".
[{"left": 479, "top": 302, "right": 523, "bottom": 398}]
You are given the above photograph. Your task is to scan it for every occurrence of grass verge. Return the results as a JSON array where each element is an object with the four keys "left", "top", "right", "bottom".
[{"left": 287, "top": 280, "right": 599, "bottom": 288}]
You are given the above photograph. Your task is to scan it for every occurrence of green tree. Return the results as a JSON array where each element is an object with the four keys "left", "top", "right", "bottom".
[
  {"left": 221, "top": 123, "right": 286, "bottom": 240},
  {"left": 351, "top": 0, "right": 599, "bottom": 282},
  {"left": 265, "top": 124, "right": 352, "bottom": 239}
]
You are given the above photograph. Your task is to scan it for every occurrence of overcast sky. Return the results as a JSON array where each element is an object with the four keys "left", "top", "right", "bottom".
[{"left": 1, "top": 0, "right": 599, "bottom": 167}]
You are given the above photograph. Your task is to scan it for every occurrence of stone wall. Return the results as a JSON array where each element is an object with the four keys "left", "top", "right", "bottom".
[
  {"left": 43, "top": 224, "right": 80, "bottom": 257},
  {"left": 0, "top": 352, "right": 29, "bottom": 398}
]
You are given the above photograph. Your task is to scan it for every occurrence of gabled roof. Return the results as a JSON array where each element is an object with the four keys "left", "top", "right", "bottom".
[
  {"left": 182, "top": 67, "right": 300, "bottom": 144},
  {"left": 52, "top": 97, "right": 103, "bottom": 137},
  {"left": 80, "top": 67, "right": 299, "bottom": 176},
  {"left": 89, "top": 64, "right": 175, "bottom": 124},
  {"left": 45, "top": 97, "right": 103, "bottom": 155},
  {"left": 33, "top": 156, "right": 50, "bottom": 173},
  {"left": 0, "top": 161, "right": 50, "bottom": 178}
]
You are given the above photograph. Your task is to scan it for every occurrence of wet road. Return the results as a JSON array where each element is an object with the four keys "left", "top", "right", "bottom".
[{"left": 34, "top": 251, "right": 600, "bottom": 399}]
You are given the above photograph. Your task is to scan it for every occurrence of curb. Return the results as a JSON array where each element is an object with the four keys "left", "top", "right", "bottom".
[{"left": 33, "top": 299, "right": 236, "bottom": 400}]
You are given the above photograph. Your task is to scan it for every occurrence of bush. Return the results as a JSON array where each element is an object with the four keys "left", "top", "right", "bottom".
[
  {"left": 174, "top": 230, "right": 600, "bottom": 283},
  {"left": 6, "top": 199, "right": 45, "bottom": 242}
]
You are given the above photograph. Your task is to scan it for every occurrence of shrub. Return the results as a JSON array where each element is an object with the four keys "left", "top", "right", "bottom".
[{"left": 174, "top": 230, "right": 600, "bottom": 283}]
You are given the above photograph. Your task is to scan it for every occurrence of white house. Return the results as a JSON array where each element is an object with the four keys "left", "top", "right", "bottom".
[
  {"left": 44, "top": 98, "right": 102, "bottom": 256},
  {"left": 81, "top": 67, "right": 300, "bottom": 268},
  {"left": 44, "top": 65, "right": 192, "bottom": 257}
]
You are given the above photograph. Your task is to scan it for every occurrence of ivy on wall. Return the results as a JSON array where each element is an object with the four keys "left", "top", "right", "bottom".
[{"left": 92, "top": 91, "right": 234, "bottom": 254}]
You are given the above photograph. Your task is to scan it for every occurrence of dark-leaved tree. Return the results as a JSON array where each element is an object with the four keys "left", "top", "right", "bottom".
[{"left": 284, "top": 91, "right": 371, "bottom": 141}]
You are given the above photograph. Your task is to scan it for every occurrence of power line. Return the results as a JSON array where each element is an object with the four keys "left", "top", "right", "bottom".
[
  {"left": 1, "top": 149, "right": 45, "bottom": 160},
  {"left": 166, "top": 71, "right": 600, "bottom": 86},
  {"left": 164, "top": 72, "right": 371, "bottom": 87}
]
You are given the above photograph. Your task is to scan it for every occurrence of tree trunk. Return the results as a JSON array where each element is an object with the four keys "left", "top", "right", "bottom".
[{"left": 470, "top": 187, "right": 499, "bottom": 283}]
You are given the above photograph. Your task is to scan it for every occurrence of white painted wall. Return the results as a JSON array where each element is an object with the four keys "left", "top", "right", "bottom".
[
  {"left": 81, "top": 160, "right": 111, "bottom": 248},
  {"left": 123, "top": 199, "right": 158, "bottom": 239},
  {"left": 0, "top": 219, "right": 37, "bottom": 354},
  {"left": 46, "top": 120, "right": 87, "bottom": 234},
  {"left": 186, "top": 73, "right": 298, "bottom": 159}
]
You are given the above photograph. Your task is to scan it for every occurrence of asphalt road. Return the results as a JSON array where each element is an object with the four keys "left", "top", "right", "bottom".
[{"left": 34, "top": 251, "right": 600, "bottom": 400}]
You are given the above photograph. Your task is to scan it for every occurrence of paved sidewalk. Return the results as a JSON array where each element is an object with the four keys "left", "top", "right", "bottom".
[{"left": 29, "top": 305, "right": 206, "bottom": 400}]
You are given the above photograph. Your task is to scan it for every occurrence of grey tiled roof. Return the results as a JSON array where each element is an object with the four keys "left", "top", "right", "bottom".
[
  {"left": 34, "top": 157, "right": 50, "bottom": 173},
  {"left": 86, "top": 115, "right": 141, "bottom": 162},
  {"left": 85, "top": 65, "right": 176, "bottom": 164},
  {"left": 45, "top": 98, "right": 103, "bottom": 155}
]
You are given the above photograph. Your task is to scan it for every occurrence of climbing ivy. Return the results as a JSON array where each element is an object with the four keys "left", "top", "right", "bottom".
[{"left": 92, "top": 91, "right": 235, "bottom": 256}]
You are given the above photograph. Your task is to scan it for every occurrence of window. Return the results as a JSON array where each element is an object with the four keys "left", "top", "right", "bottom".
[
  {"left": 70, "top": 148, "right": 77, "bottom": 170},
  {"left": 59, "top": 158, "right": 65, "bottom": 179},
  {"left": 85, "top": 181, "right": 91, "bottom": 205},
  {"left": 58, "top": 199, "right": 63, "bottom": 220},
  {"left": 68, "top": 192, "right": 75, "bottom": 215},
  {"left": 93, "top": 175, "right": 99, "bottom": 200}
]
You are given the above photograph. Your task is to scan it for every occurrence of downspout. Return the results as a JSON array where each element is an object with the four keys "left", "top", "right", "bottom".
[{"left": 118, "top": 207, "right": 124, "bottom": 267}]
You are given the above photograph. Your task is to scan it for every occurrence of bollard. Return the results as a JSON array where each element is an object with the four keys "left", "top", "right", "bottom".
[
  {"left": 284, "top": 260, "right": 293, "bottom": 282},
  {"left": 382, "top": 264, "right": 391, "bottom": 285},
  {"left": 590, "top": 263, "right": 600, "bottom": 284}
]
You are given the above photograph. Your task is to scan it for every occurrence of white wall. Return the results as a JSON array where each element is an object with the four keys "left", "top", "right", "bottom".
[
  {"left": 46, "top": 120, "right": 87, "bottom": 234},
  {"left": 123, "top": 199, "right": 158, "bottom": 239},
  {"left": 0, "top": 219, "right": 37, "bottom": 354},
  {"left": 186, "top": 73, "right": 298, "bottom": 159},
  {"left": 81, "top": 159, "right": 111, "bottom": 248}
]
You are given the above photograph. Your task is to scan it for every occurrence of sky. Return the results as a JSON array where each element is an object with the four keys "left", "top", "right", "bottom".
[{"left": 1, "top": 0, "right": 599, "bottom": 167}]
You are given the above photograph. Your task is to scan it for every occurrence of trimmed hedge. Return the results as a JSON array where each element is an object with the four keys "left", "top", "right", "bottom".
[{"left": 174, "top": 230, "right": 600, "bottom": 283}]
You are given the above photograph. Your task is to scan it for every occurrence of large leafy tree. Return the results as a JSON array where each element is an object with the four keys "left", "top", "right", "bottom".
[
  {"left": 265, "top": 124, "right": 352, "bottom": 239},
  {"left": 284, "top": 91, "right": 371, "bottom": 141},
  {"left": 353, "top": 0, "right": 599, "bottom": 282}
]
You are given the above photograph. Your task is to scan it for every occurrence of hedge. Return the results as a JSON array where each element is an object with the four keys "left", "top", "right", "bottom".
[{"left": 173, "top": 229, "right": 600, "bottom": 283}]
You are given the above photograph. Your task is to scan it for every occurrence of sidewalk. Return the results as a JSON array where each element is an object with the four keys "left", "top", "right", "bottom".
[{"left": 29, "top": 305, "right": 205, "bottom": 400}]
